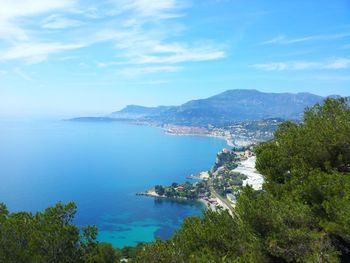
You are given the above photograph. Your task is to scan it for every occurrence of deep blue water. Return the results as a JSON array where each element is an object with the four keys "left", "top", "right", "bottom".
[{"left": 0, "top": 119, "right": 226, "bottom": 247}]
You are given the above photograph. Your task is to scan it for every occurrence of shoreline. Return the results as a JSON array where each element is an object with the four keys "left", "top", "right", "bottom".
[
  {"left": 137, "top": 155, "right": 263, "bottom": 216},
  {"left": 69, "top": 117, "right": 242, "bottom": 147},
  {"left": 164, "top": 130, "right": 235, "bottom": 147},
  {"left": 136, "top": 189, "right": 231, "bottom": 212},
  {"left": 137, "top": 189, "right": 209, "bottom": 208}
]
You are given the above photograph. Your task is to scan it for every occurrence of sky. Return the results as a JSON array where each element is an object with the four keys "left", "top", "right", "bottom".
[{"left": 0, "top": 0, "right": 350, "bottom": 117}]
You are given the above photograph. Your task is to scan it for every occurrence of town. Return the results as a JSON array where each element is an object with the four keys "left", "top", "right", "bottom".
[
  {"left": 162, "top": 118, "right": 284, "bottom": 148},
  {"left": 138, "top": 145, "right": 263, "bottom": 212}
]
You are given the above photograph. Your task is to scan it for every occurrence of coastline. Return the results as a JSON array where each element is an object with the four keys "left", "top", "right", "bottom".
[
  {"left": 69, "top": 117, "right": 239, "bottom": 147},
  {"left": 137, "top": 187, "right": 232, "bottom": 213},
  {"left": 137, "top": 189, "right": 209, "bottom": 208},
  {"left": 137, "top": 154, "right": 263, "bottom": 216},
  {"left": 163, "top": 130, "right": 235, "bottom": 147}
]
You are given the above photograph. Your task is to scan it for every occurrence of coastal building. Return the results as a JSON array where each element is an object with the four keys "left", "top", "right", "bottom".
[
  {"left": 222, "top": 148, "right": 230, "bottom": 153},
  {"left": 176, "top": 186, "right": 184, "bottom": 191}
]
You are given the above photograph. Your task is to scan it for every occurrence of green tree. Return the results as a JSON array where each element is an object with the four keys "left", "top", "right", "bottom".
[
  {"left": 135, "top": 98, "right": 350, "bottom": 262},
  {"left": 0, "top": 201, "right": 117, "bottom": 263},
  {"left": 155, "top": 185, "right": 165, "bottom": 196},
  {"left": 86, "top": 243, "right": 120, "bottom": 263}
]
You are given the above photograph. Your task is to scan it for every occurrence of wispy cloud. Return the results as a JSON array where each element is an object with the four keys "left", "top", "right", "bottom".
[
  {"left": 133, "top": 47, "right": 225, "bottom": 64},
  {"left": 97, "top": 42, "right": 225, "bottom": 66},
  {"left": 259, "top": 35, "right": 286, "bottom": 45},
  {"left": 93, "top": 0, "right": 225, "bottom": 70},
  {"left": 115, "top": 0, "right": 187, "bottom": 19},
  {"left": 252, "top": 58, "right": 350, "bottom": 71},
  {"left": 0, "top": 0, "right": 81, "bottom": 63},
  {"left": 0, "top": 0, "right": 75, "bottom": 19},
  {"left": 0, "top": 0, "right": 225, "bottom": 76},
  {"left": 260, "top": 32, "right": 350, "bottom": 45},
  {"left": 0, "top": 0, "right": 76, "bottom": 41},
  {"left": 41, "top": 14, "right": 83, "bottom": 29},
  {"left": 0, "top": 42, "right": 85, "bottom": 63}
]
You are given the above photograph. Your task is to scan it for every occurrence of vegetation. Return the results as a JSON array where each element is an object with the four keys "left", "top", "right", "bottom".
[
  {"left": 154, "top": 185, "right": 165, "bottom": 196},
  {"left": 0, "top": 202, "right": 119, "bottom": 262},
  {"left": 1, "top": 98, "right": 349, "bottom": 262},
  {"left": 213, "top": 171, "right": 247, "bottom": 196},
  {"left": 155, "top": 181, "right": 208, "bottom": 200},
  {"left": 153, "top": 148, "right": 248, "bottom": 201},
  {"left": 213, "top": 150, "right": 237, "bottom": 171},
  {"left": 225, "top": 118, "right": 285, "bottom": 142},
  {"left": 133, "top": 98, "right": 350, "bottom": 262}
]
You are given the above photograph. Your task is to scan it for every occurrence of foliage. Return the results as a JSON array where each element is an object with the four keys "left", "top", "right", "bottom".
[
  {"left": 213, "top": 150, "right": 237, "bottom": 171},
  {"left": 135, "top": 209, "right": 266, "bottom": 263},
  {"left": 0, "top": 202, "right": 119, "bottom": 263},
  {"left": 158, "top": 181, "right": 205, "bottom": 200},
  {"left": 155, "top": 185, "right": 165, "bottom": 196},
  {"left": 134, "top": 98, "right": 350, "bottom": 262}
]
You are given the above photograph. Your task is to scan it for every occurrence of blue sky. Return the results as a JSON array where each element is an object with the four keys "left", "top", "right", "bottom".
[{"left": 0, "top": 0, "right": 349, "bottom": 117}]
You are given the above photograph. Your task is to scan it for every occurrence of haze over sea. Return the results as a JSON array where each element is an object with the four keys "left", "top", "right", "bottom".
[{"left": 0, "top": 119, "right": 226, "bottom": 247}]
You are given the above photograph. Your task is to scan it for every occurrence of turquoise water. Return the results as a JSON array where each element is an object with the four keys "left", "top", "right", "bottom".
[{"left": 0, "top": 119, "right": 226, "bottom": 247}]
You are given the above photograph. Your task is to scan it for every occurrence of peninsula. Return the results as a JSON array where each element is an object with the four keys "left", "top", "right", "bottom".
[{"left": 137, "top": 145, "right": 264, "bottom": 214}]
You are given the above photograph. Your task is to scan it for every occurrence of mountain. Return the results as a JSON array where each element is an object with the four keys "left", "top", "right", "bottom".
[
  {"left": 110, "top": 105, "right": 175, "bottom": 119},
  {"left": 111, "top": 89, "right": 325, "bottom": 126}
]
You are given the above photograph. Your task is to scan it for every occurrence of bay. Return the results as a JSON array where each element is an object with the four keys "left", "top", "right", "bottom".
[{"left": 0, "top": 119, "right": 226, "bottom": 247}]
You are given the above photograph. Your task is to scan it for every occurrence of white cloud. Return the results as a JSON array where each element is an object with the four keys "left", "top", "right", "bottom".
[
  {"left": 260, "top": 32, "right": 350, "bottom": 45},
  {"left": 88, "top": 1, "right": 225, "bottom": 74},
  {"left": 0, "top": 0, "right": 225, "bottom": 74},
  {"left": 98, "top": 41, "right": 225, "bottom": 66},
  {"left": 42, "top": 14, "right": 83, "bottom": 29},
  {"left": 0, "top": 20, "right": 29, "bottom": 41},
  {"left": 324, "top": 58, "right": 350, "bottom": 69},
  {"left": 0, "top": 0, "right": 76, "bottom": 41},
  {"left": 0, "top": 0, "right": 75, "bottom": 20},
  {"left": 0, "top": 42, "right": 84, "bottom": 63},
  {"left": 110, "top": 0, "right": 186, "bottom": 19},
  {"left": 252, "top": 58, "right": 350, "bottom": 71},
  {"left": 259, "top": 35, "right": 286, "bottom": 45},
  {"left": 0, "top": 0, "right": 79, "bottom": 60},
  {"left": 136, "top": 49, "right": 225, "bottom": 64}
]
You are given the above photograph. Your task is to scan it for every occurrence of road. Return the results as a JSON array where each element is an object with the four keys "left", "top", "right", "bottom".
[{"left": 207, "top": 173, "right": 235, "bottom": 216}]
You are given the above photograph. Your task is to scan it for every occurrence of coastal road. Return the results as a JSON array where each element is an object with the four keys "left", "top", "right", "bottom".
[{"left": 207, "top": 174, "right": 235, "bottom": 215}]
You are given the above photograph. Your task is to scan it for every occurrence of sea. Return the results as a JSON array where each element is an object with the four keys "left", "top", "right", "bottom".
[{"left": 0, "top": 119, "right": 227, "bottom": 247}]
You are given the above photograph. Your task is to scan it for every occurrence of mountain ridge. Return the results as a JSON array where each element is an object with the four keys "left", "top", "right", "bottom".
[
  {"left": 110, "top": 89, "right": 331, "bottom": 126},
  {"left": 72, "top": 89, "right": 349, "bottom": 127}
]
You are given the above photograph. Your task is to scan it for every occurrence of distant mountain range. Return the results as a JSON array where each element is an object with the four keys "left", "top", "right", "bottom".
[{"left": 73, "top": 89, "right": 347, "bottom": 127}]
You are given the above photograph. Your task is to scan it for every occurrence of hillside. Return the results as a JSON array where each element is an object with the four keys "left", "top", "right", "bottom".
[
  {"left": 111, "top": 89, "right": 324, "bottom": 126},
  {"left": 132, "top": 97, "right": 350, "bottom": 262}
]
